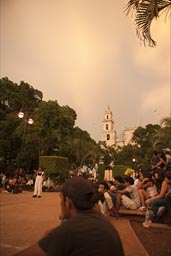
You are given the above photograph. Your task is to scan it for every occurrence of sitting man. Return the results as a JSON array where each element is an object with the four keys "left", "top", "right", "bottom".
[
  {"left": 115, "top": 176, "right": 141, "bottom": 212},
  {"left": 13, "top": 177, "right": 124, "bottom": 256},
  {"left": 109, "top": 176, "right": 126, "bottom": 207},
  {"left": 98, "top": 180, "right": 117, "bottom": 217}
]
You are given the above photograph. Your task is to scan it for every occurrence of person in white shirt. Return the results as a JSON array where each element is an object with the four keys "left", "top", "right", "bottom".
[
  {"left": 98, "top": 181, "right": 116, "bottom": 217},
  {"left": 137, "top": 175, "right": 158, "bottom": 211},
  {"left": 32, "top": 167, "right": 45, "bottom": 198},
  {"left": 115, "top": 176, "right": 140, "bottom": 212}
]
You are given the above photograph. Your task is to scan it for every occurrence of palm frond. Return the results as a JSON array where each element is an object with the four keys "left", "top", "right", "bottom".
[{"left": 125, "top": 0, "right": 171, "bottom": 47}]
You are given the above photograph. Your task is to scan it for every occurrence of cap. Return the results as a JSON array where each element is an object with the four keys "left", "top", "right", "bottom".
[{"left": 57, "top": 176, "right": 96, "bottom": 210}]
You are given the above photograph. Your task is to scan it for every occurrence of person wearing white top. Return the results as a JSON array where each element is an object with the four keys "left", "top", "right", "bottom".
[
  {"left": 115, "top": 176, "right": 140, "bottom": 211},
  {"left": 137, "top": 176, "right": 158, "bottom": 211},
  {"left": 98, "top": 181, "right": 116, "bottom": 216},
  {"left": 32, "top": 167, "right": 45, "bottom": 198}
]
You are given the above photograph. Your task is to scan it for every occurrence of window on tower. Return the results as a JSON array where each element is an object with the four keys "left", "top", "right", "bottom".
[
  {"left": 107, "top": 134, "right": 110, "bottom": 140},
  {"left": 107, "top": 115, "right": 108, "bottom": 119},
  {"left": 106, "top": 124, "right": 108, "bottom": 130}
]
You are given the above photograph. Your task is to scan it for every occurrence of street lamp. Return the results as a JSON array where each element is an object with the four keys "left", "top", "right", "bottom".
[
  {"left": 132, "top": 158, "right": 138, "bottom": 177},
  {"left": 18, "top": 111, "right": 24, "bottom": 119},
  {"left": 18, "top": 111, "right": 34, "bottom": 124},
  {"left": 18, "top": 111, "right": 34, "bottom": 151}
]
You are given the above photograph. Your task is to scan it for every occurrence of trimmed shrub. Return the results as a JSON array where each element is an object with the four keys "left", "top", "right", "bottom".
[{"left": 39, "top": 156, "right": 69, "bottom": 183}]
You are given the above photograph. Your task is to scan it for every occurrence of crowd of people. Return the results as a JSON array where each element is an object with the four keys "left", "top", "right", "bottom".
[
  {"left": 96, "top": 170, "right": 171, "bottom": 225},
  {"left": 0, "top": 168, "right": 59, "bottom": 195},
  {"left": 1, "top": 149, "right": 171, "bottom": 256},
  {"left": 1, "top": 148, "right": 171, "bottom": 226},
  {"left": 95, "top": 148, "right": 171, "bottom": 227}
]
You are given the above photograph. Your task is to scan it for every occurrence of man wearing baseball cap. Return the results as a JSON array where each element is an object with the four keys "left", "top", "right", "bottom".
[{"left": 13, "top": 176, "right": 124, "bottom": 256}]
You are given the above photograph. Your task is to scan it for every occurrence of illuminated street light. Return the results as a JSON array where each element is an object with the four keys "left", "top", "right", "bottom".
[
  {"left": 18, "top": 111, "right": 24, "bottom": 119},
  {"left": 28, "top": 118, "right": 34, "bottom": 125},
  {"left": 18, "top": 111, "right": 34, "bottom": 152},
  {"left": 18, "top": 111, "right": 34, "bottom": 125}
]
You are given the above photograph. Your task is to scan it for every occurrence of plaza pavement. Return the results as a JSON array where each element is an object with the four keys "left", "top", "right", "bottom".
[{"left": 0, "top": 191, "right": 148, "bottom": 256}]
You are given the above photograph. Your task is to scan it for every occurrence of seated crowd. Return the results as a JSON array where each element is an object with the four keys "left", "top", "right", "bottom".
[
  {"left": 1, "top": 149, "right": 171, "bottom": 227},
  {"left": 0, "top": 172, "right": 59, "bottom": 194},
  {"left": 96, "top": 171, "right": 171, "bottom": 223}
]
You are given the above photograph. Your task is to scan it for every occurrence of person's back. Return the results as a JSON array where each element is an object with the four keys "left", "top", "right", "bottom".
[
  {"left": 39, "top": 209, "right": 124, "bottom": 256},
  {"left": 13, "top": 176, "right": 124, "bottom": 256}
]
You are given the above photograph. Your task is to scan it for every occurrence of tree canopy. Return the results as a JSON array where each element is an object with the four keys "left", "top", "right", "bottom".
[
  {"left": 0, "top": 78, "right": 100, "bottom": 173},
  {"left": 0, "top": 77, "right": 170, "bottom": 176}
]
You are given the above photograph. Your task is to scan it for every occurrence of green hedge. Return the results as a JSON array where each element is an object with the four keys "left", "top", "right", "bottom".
[{"left": 39, "top": 156, "right": 69, "bottom": 183}]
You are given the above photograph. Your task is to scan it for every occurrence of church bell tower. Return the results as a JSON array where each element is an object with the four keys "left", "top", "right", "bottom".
[{"left": 102, "top": 106, "right": 116, "bottom": 146}]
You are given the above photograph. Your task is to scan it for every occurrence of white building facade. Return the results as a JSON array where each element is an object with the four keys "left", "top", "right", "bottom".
[
  {"left": 101, "top": 107, "right": 136, "bottom": 147},
  {"left": 123, "top": 127, "right": 136, "bottom": 145}
]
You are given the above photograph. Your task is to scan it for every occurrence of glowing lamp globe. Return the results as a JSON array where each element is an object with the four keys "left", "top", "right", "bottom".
[
  {"left": 28, "top": 118, "right": 34, "bottom": 124},
  {"left": 18, "top": 112, "right": 24, "bottom": 118}
]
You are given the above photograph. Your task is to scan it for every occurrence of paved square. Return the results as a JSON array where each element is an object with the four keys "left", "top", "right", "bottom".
[
  {"left": 0, "top": 191, "right": 148, "bottom": 256},
  {"left": 0, "top": 191, "right": 61, "bottom": 256}
]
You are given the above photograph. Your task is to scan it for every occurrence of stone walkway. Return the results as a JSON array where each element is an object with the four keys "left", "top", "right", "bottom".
[{"left": 0, "top": 191, "right": 148, "bottom": 256}]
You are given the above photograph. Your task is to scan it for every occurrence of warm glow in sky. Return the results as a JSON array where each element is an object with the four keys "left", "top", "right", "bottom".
[{"left": 1, "top": 0, "right": 170, "bottom": 141}]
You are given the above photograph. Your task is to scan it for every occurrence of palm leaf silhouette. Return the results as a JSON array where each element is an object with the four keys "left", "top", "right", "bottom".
[{"left": 125, "top": 0, "right": 171, "bottom": 47}]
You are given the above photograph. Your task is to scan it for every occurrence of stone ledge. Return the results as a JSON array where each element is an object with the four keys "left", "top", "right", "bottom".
[
  {"left": 149, "top": 223, "right": 171, "bottom": 229},
  {"left": 119, "top": 207, "right": 145, "bottom": 216}
]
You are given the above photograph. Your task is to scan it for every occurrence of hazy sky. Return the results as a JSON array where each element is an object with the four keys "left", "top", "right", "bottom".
[{"left": 1, "top": 0, "right": 170, "bottom": 142}]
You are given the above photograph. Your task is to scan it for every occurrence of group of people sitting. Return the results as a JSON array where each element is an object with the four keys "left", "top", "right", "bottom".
[
  {"left": 96, "top": 168, "right": 171, "bottom": 226},
  {"left": 12, "top": 168, "right": 171, "bottom": 255},
  {"left": 0, "top": 172, "right": 58, "bottom": 194},
  {"left": 0, "top": 174, "right": 26, "bottom": 194}
]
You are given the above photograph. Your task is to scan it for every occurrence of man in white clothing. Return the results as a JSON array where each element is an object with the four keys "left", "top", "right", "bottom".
[
  {"left": 115, "top": 176, "right": 140, "bottom": 211},
  {"left": 32, "top": 167, "right": 45, "bottom": 198},
  {"left": 98, "top": 181, "right": 116, "bottom": 216}
]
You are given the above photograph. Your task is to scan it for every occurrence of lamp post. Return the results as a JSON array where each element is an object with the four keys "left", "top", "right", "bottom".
[
  {"left": 132, "top": 158, "right": 138, "bottom": 178},
  {"left": 18, "top": 111, "right": 34, "bottom": 152}
]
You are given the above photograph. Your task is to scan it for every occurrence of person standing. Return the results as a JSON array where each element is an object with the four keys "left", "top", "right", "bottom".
[{"left": 32, "top": 167, "right": 45, "bottom": 198}]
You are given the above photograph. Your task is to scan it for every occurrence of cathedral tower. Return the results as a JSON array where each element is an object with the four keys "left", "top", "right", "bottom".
[{"left": 102, "top": 106, "right": 116, "bottom": 146}]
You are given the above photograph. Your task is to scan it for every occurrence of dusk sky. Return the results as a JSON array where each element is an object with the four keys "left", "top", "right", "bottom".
[{"left": 1, "top": 0, "right": 170, "bottom": 142}]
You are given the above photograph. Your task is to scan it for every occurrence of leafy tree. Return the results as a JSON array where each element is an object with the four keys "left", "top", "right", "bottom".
[
  {"left": 0, "top": 77, "right": 42, "bottom": 113},
  {"left": 59, "top": 127, "right": 100, "bottom": 168},
  {"left": 98, "top": 142, "right": 117, "bottom": 167},
  {"left": 160, "top": 116, "right": 171, "bottom": 127},
  {"left": 126, "top": 0, "right": 171, "bottom": 46},
  {"left": 0, "top": 77, "right": 42, "bottom": 166},
  {"left": 115, "top": 144, "right": 137, "bottom": 167},
  {"left": 33, "top": 100, "right": 77, "bottom": 156},
  {"left": 152, "top": 116, "right": 171, "bottom": 149},
  {"left": 0, "top": 78, "right": 100, "bottom": 172},
  {"left": 0, "top": 78, "right": 43, "bottom": 171},
  {"left": 132, "top": 124, "right": 161, "bottom": 149}
]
